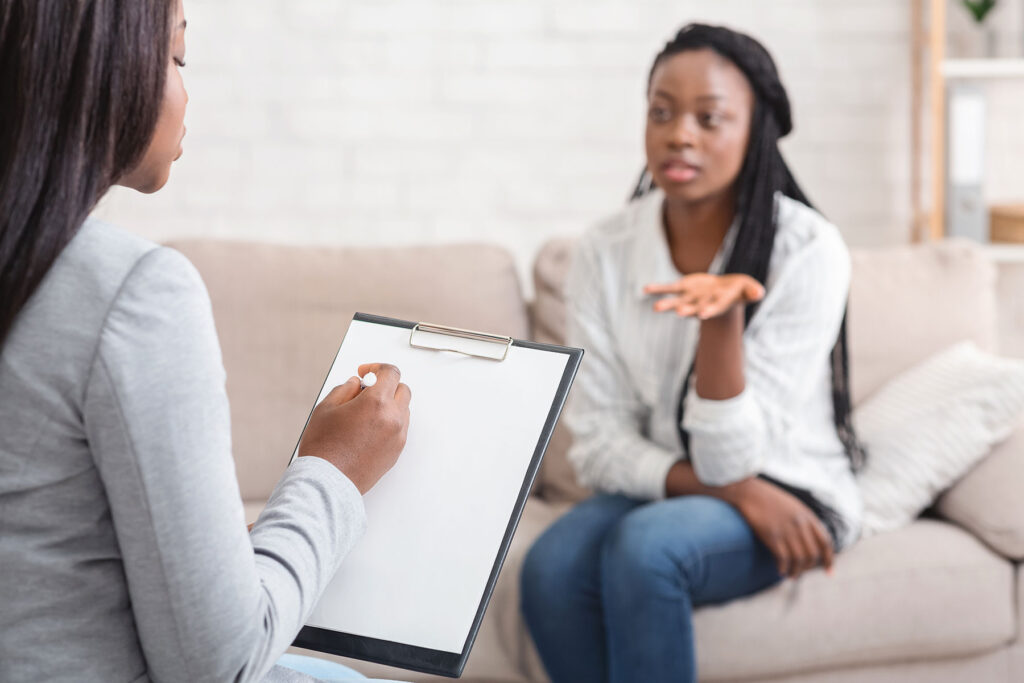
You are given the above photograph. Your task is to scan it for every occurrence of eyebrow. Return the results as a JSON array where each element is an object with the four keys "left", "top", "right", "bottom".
[
  {"left": 176, "top": 19, "right": 187, "bottom": 31},
  {"left": 650, "top": 90, "right": 727, "bottom": 104}
]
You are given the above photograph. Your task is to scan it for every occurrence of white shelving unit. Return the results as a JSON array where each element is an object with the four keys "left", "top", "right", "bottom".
[
  {"left": 981, "top": 243, "right": 1024, "bottom": 263},
  {"left": 913, "top": 1, "right": 1024, "bottom": 242},
  {"left": 942, "top": 58, "right": 1024, "bottom": 79}
]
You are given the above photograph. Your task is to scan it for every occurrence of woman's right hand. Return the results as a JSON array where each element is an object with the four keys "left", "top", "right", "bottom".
[
  {"left": 297, "top": 363, "right": 411, "bottom": 494},
  {"left": 734, "top": 478, "right": 834, "bottom": 579}
]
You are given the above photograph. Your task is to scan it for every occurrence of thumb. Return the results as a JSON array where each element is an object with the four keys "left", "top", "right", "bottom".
[{"left": 323, "top": 376, "right": 362, "bottom": 406}]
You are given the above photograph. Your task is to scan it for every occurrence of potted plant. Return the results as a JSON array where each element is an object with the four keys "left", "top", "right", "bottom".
[{"left": 961, "top": 0, "right": 999, "bottom": 57}]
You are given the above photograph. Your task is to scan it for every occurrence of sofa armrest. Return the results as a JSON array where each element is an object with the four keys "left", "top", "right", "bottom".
[{"left": 936, "top": 419, "right": 1024, "bottom": 560}]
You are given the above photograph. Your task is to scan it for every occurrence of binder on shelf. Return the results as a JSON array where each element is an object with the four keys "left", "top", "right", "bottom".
[{"left": 946, "top": 84, "right": 987, "bottom": 242}]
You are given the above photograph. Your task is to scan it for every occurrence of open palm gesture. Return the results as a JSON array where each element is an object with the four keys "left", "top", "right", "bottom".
[{"left": 644, "top": 273, "right": 765, "bottom": 320}]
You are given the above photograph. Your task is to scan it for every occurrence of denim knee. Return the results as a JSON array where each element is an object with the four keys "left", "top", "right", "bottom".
[
  {"left": 520, "top": 528, "right": 576, "bottom": 622},
  {"left": 522, "top": 495, "right": 645, "bottom": 627},
  {"left": 600, "top": 506, "right": 704, "bottom": 589}
]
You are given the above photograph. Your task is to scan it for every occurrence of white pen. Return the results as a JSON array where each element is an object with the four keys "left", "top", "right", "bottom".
[{"left": 360, "top": 372, "right": 377, "bottom": 390}]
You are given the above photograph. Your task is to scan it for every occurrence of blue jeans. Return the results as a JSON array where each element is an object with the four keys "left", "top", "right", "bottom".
[
  {"left": 276, "top": 654, "right": 367, "bottom": 680},
  {"left": 521, "top": 494, "right": 783, "bottom": 683},
  {"left": 275, "top": 653, "right": 408, "bottom": 682}
]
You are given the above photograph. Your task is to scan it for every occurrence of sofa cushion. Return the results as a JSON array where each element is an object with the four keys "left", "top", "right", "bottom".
[
  {"left": 530, "top": 239, "right": 591, "bottom": 505},
  {"left": 854, "top": 341, "right": 1024, "bottom": 537},
  {"left": 496, "top": 509, "right": 1014, "bottom": 683},
  {"left": 490, "top": 498, "right": 572, "bottom": 683},
  {"left": 847, "top": 239, "right": 997, "bottom": 405},
  {"left": 996, "top": 259, "right": 1024, "bottom": 358},
  {"left": 747, "top": 649, "right": 1013, "bottom": 683},
  {"left": 242, "top": 501, "right": 265, "bottom": 525},
  {"left": 937, "top": 418, "right": 1024, "bottom": 560},
  {"left": 531, "top": 237, "right": 574, "bottom": 349},
  {"left": 1016, "top": 566, "right": 1024, "bottom": 678},
  {"left": 168, "top": 240, "right": 529, "bottom": 503},
  {"left": 693, "top": 520, "right": 1015, "bottom": 681}
]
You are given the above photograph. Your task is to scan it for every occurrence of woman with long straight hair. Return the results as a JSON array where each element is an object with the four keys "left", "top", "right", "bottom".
[
  {"left": 0, "top": 1, "right": 410, "bottom": 681},
  {"left": 521, "top": 24, "right": 867, "bottom": 683}
]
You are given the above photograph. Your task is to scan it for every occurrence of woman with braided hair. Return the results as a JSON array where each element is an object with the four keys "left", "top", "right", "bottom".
[{"left": 521, "top": 24, "right": 866, "bottom": 682}]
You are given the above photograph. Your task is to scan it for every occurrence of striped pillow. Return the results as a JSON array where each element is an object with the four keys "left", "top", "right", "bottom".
[{"left": 855, "top": 341, "right": 1024, "bottom": 537}]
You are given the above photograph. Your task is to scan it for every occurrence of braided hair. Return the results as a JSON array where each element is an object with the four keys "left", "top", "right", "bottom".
[{"left": 633, "top": 24, "right": 867, "bottom": 473}]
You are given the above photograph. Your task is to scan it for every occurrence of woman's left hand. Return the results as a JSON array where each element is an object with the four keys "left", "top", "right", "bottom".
[
  {"left": 644, "top": 273, "right": 765, "bottom": 320},
  {"left": 734, "top": 478, "right": 835, "bottom": 578}
]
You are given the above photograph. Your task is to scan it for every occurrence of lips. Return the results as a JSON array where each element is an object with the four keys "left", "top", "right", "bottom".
[
  {"left": 660, "top": 159, "right": 700, "bottom": 184},
  {"left": 175, "top": 127, "right": 186, "bottom": 160}
]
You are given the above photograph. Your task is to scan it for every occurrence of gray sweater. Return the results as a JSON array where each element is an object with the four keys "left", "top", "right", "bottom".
[{"left": 0, "top": 219, "right": 367, "bottom": 682}]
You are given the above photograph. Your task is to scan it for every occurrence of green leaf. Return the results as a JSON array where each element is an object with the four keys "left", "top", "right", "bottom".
[{"left": 962, "top": 0, "right": 998, "bottom": 23}]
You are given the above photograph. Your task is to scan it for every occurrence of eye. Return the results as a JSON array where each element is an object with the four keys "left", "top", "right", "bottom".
[
  {"left": 648, "top": 105, "right": 672, "bottom": 124},
  {"left": 698, "top": 111, "right": 724, "bottom": 128},
  {"left": 174, "top": 57, "right": 186, "bottom": 68}
]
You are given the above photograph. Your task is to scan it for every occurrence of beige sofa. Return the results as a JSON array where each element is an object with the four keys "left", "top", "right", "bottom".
[{"left": 170, "top": 236, "right": 1024, "bottom": 682}]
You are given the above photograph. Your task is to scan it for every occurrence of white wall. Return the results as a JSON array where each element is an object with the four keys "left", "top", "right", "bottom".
[{"left": 92, "top": 0, "right": 1022, "bottom": 286}]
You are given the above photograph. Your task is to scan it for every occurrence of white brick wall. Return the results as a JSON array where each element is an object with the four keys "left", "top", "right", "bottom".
[{"left": 93, "top": 0, "right": 1024, "bottom": 290}]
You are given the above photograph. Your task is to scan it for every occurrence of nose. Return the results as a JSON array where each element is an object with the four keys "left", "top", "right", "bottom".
[{"left": 667, "top": 113, "right": 699, "bottom": 149}]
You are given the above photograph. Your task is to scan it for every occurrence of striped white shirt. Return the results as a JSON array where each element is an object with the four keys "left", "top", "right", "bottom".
[{"left": 564, "top": 189, "right": 862, "bottom": 548}]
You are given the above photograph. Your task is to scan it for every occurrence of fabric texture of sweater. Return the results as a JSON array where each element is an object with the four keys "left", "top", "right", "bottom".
[{"left": 0, "top": 219, "right": 366, "bottom": 682}]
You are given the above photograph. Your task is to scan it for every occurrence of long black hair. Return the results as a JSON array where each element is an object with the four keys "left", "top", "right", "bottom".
[
  {"left": 634, "top": 24, "right": 867, "bottom": 473},
  {"left": 0, "top": 0, "right": 173, "bottom": 346}
]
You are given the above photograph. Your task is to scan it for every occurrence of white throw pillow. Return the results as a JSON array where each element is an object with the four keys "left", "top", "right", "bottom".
[{"left": 854, "top": 341, "right": 1024, "bottom": 537}]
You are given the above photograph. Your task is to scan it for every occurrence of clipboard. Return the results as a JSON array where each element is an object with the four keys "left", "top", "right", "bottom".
[{"left": 288, "top": 312, "right": 583, "bottom": 678}]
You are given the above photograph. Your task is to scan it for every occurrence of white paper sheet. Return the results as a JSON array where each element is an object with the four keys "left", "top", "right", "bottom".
[{"left": 298, "top": 319, "right": 570, "bottom": 653}]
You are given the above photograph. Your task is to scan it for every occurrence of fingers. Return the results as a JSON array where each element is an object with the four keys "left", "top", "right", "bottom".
[
  {"left": 395, "top": 384, "right": 412, "bottom": 444},
  {"left": 770, "top": 536, "right": 792, "bottom": 578},
  {"left": 357, "top": 362, "right": 400, "bottom": 381},
  {"left": 395, "top": 383, "right": 412, "bottom": 410},
  {"left": 780, "top": 533, "right": 804, "bottom": 578},
  {"left": 652, "top": 295, "right": 727, "bottom": 319},
  {"left": 357, "top": 363, "right": 401, "bottom": 395},
  {"left": 653, "top": 294, "right": 697, "bottom": 313},
  {"left": 789, "top": 519, "right": 834, "bottom": 578},
  {"left": 323, "top": 376, "right": 362, "bottom": 406},
  {"left": 643, "top": 279, "right": 689, "bottom": 295},
  {"left": 813, "top": 520, "right": 836, "bottom": 574},
  {"left": 791, "top": 523, "right": 819, "bottom": 578},
  {"left": 648, "top": 274, "right": 753, "bottom": 319},
  {"left": 776, "top": 524, "right": 818, "bottom": 579}
]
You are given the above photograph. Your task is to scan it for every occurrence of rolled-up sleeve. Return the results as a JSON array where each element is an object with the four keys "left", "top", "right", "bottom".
[
  {"left": 682, "top": 227, "right": 851, "bottom": 486},
  {"left": 564, "top": 239, "right": 680, "bottom": 501}
]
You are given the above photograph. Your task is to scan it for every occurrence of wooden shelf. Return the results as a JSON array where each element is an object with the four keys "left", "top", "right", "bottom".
[{"left": 942, "top": 58, "right": 1024, "bottom": 79}]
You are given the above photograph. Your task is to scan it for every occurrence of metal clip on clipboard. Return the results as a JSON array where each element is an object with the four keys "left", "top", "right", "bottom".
[{"left": 409, "top": 322, "right": 513, "bottom": 361}]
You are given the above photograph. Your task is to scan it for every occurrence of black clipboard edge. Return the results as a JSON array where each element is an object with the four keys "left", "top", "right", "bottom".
[
  {"left": 353, "top": 311, "right": 417, "bottom": 330},
  {"left": 294, "top": 626, "right": 462, "bottom": 678},
  {"left": 291, "top": 312, "right": 584, "bottom": 678}
]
